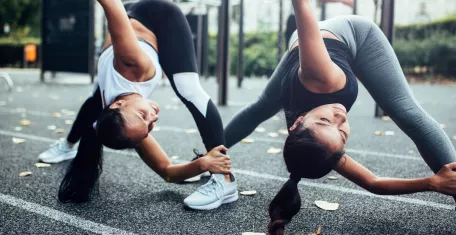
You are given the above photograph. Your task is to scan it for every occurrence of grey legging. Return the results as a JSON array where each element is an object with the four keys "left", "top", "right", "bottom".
[{"left": 224, "top": 15, "right": 456, "bottom": 174}]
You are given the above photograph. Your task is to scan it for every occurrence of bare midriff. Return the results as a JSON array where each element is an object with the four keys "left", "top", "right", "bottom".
[
  {"left": 102, "top": 18, "right": 158, "bottom": 52},
  {"left": 290, "top": 30, "right": 340, "bottom": 50}
]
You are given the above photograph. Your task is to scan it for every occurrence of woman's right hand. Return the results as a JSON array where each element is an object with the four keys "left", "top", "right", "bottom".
[
  {"left": 202, "top": 145, "right": 231, "bottom": 174},
  {"left": 432, "top": 162, "right": 456, "bottom": 196}
]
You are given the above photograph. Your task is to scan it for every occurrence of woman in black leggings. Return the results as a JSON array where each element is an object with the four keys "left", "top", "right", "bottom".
[
  {"left": 38, "top": 0, "right": 237, "bottom": 204},
  {"left": 223, "top": 0, "right": 456, "bottom": 233}
]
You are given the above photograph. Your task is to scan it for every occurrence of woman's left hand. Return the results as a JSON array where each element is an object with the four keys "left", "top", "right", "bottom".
[{"left": 431, "top": 162, "right": 456, "bottom": 196}]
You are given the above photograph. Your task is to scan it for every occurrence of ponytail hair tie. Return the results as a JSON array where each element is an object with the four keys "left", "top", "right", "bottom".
[{"left": 290, "top": 173, "right": 301, "bottom": 183}]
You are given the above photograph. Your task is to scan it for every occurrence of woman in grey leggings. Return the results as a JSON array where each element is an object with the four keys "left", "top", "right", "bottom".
[{"left": 224, "top": 1, "right": 456, "bottom": 234}]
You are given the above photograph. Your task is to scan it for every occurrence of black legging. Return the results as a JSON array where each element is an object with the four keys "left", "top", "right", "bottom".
[{"left": 68, "top": 0, "right": 224, "bottom": 151}]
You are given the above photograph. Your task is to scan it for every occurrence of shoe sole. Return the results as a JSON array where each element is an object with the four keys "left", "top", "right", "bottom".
[
  {"left": 185, "top": 191, "right": 239, "bottom": 210},
  {"left": 39, "top": 152, "right": 76, "bottom": 164}
]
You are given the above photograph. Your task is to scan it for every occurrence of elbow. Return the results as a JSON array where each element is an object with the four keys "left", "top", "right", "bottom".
[
  {"left": 365, "top": 178, "right": 387, "bottom": 195},
  {"left": 157, "top": 165, "right": 175, "bottom": 183},
  {"left": 364, "top": 178, "right": 380, "bottom": 195}
]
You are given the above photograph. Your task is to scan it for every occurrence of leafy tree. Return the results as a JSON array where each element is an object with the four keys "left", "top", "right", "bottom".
[{"left": 0, "top": 0, "right": 40, "bottom": 36}]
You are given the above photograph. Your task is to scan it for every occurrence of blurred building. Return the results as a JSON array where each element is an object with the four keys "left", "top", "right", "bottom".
[
  {"left": 93, "top": 0, "right": 456, "bottom": 42},
  {"left": 207, "top": 0, "right": 456, "bottom": 33}
]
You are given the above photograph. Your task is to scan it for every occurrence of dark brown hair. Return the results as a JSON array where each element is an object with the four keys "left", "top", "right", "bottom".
[{"left": 267, "top": 128, "right": 344, "bottom": 234}]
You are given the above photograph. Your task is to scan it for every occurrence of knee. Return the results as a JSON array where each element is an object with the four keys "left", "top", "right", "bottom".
[
  {"left": 173, "top": 73, "right": 210, "bottom": 114},
  {"left": 389, "top": 105, "right": 431, "bottom": 134}
]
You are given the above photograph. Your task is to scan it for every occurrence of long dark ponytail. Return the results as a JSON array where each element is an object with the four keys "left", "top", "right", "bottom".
[
  {"left": 268, "top": 130, "right": 345, "bottom": 234},
  {"left": 58, "top": 126, "right": 103, "bottom": 203},
  {"left": 58, "top": 106, "right": 136, "bottom": 203},
  {"left": 267, "top": 177, "right": 301, "bottom": 235}
]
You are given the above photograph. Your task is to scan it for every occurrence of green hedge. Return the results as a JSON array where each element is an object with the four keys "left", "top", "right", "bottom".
[
  {"left": 208, "top": 32, "right": 282, "bottom": 77},
  {"left": 394, "top": 35, "right": 456, "bottom": 76},
  {"left": 395, "top": 15, "right": 456, "bottom": 40}
]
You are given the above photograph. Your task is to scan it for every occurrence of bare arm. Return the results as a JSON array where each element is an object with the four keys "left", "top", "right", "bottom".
[
  {"left": 292, "top": 0, "right": 343, "bottom": 86},
  {"left": 97, "top": 0, "right": 152, "bottom": 76},
  {"left": 335, "top": 154, "right": 437, "bottom": 195},
  {"left": 135, "top": 135, "right": 231, "bottom": 182},
  {"left": 321, "top": 0, "right": 354, "bottom": 8}
]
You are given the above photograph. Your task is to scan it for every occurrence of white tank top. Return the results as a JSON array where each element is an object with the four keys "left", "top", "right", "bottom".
[{"left": 97, "top": 40, "right": 163, "bottom": 108}]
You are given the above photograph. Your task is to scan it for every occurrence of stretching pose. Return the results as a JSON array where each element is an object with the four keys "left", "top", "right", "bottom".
[
  {"left": 223, "top": 0, "right": 456, "bottom": 234},
  {"left": 38, "top": 0, "right": 238, "bottom": 207}
]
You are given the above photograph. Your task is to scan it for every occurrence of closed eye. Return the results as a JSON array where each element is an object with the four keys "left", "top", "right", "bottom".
[
  {"left": 320, "top": 118, "right": 331, "bottom": 123},
  {"left": 139, "top": 111, "right": 146, "bottom": 121}
]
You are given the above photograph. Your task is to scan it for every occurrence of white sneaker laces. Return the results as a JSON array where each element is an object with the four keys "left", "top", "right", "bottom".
[{"left": 197, "top": 177, "right": 224, "bottom": 199}]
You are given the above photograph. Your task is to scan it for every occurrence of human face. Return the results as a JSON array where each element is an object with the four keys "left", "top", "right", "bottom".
[
  {"left": 109, "top": 96, "right": 159, "bottom": 143},
  {"left": 289, "top": 103, "right": 350, "bottom": 153}
]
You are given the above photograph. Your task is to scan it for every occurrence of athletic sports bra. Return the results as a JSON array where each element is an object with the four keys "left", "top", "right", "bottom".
[
  {"left": 97, "top": 39, "right": 163, "bottom": 108},
  {"left": 281, "top": 38, "right": 358, "bottom": 127}
]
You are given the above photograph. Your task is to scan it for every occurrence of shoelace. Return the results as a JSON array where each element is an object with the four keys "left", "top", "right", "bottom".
[
  {"left": 191, "top": 149, "right": 204, "bottom": 162},
  {"left": 197, "top": 176, "right": 224, "bottom": 199}
]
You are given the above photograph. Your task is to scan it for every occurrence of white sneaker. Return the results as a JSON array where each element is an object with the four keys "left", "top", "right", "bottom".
[
  {"left": 38, "top": 140, "right": 77, "bottom": 163},
  {"left": 184, "top": 174, "right": 238, "bottom": 210},
  {"left": 183, "top": 171, "right": 212, "bottom": 183}
]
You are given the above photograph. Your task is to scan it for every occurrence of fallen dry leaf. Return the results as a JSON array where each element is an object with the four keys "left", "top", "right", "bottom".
[
  {"left": 55, "top": 129, "right": 65, "bottom": 134},
  {"left": 314, "top": 200, "right": 339, "bottom": 211},
  {"left": 267, "top": 147, "right": 282, "bottom": 154},
  {"left": 34, "top": 163, "right": 51, "bottom": 168},
  {"left": 242, "top": 233, "right": 265, "bottom": 235},
  {"left": 171, "top": 156, "right": 180, "bottom": 160},
  {"left": 64, "top": 111, "right": 76, "bottom": 116},
  {"left": 51, "top": 112, "right": 62, "bottom": 118},
  {"left": 316, "top": 225, "right": 322, "bottom": 235},
  {"left": 278, "top": 129, "right": 288, "bottom": 135},
  {"left": 185, "top": 129, "right": 197, "bottom": 134},
  {"left": 19, "top": 171, "right": 32, "bottom": 177},
  {"left": 47, "top": 125, "right": 57, "bottom": 130},
  {"left": 20, "top": 119, "right": 31, "bottom": 126},
  {"left": 64, "top": 120, "right": 74, "bottom": 125},
  {"left": 14, "top": 127, "right": 22, "bottom": 131},
  {"left": 255, "top": 127, "right": 266, "bottom": 133},
  {"left": 374, "top": 131, "right": 383, "bottom": 136},
  {"left": 385, "top": 131, "right": 395, "bottom": 136},
  {"left": 328, "top": 176, "right": 338, "bottom": 180},
  {"left": 240, "top": 191, "right": 257, "bottom": 196},
  {"left": 268, "top": 132, "right": 279, "bottom": 138},
  {"left": 12, "top": 137, "right": 26, "bottom": 144},
  {"left": 241, "top": 139, "right": 255, "bottom": 144},
  {"left": 381, "top": 116, "right": 391, "bottom": 121}
]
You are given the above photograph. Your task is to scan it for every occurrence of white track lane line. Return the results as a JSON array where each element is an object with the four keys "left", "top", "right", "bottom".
[
  {"left": 0, "top": 193, "right": 137, "bottom": 235},
  {"left": 0, "top": 130, "right": 453, "bottom": 211}
]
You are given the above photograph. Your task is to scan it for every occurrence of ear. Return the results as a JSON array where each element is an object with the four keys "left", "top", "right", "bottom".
[
  {"left": 289, "top": 116, "right": 304, "bottom": 132},
  {"left": 109, "top": 100, "right": 125, "bottom": 109}
]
